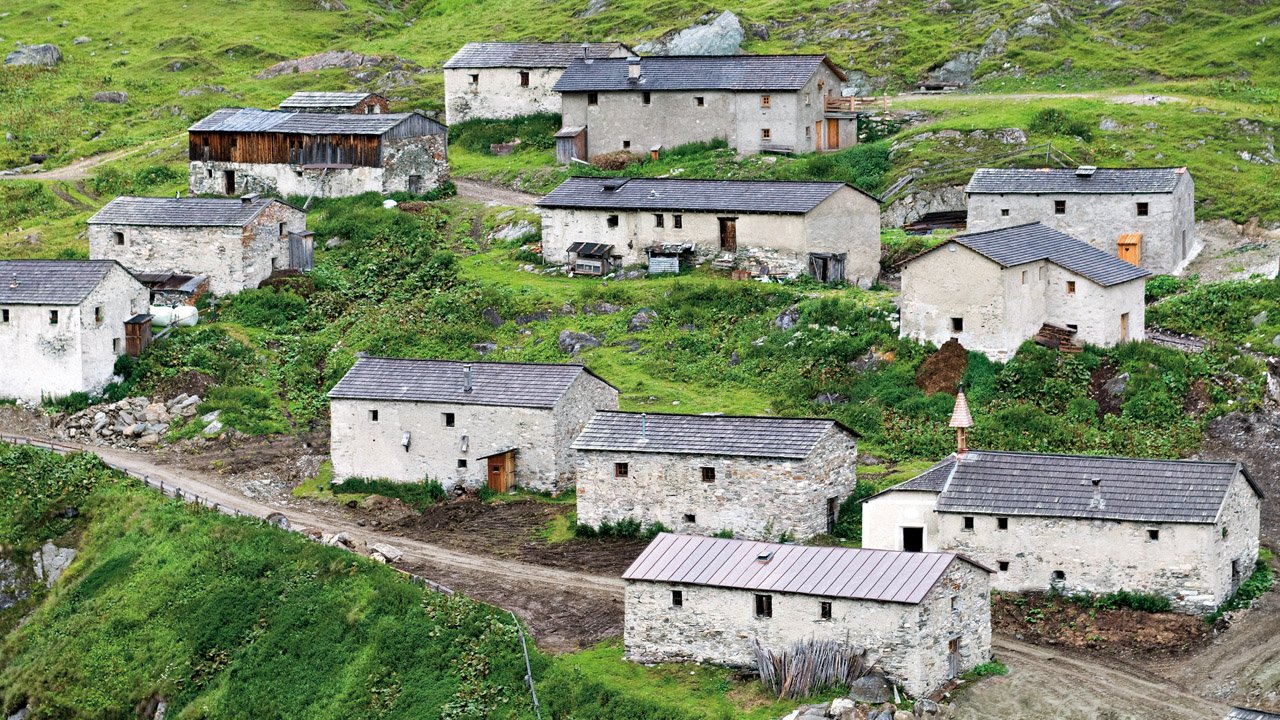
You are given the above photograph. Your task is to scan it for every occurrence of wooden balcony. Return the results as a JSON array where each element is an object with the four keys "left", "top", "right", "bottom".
[{"left": 824, "top": 96, "right": 891, "bottom": 114}]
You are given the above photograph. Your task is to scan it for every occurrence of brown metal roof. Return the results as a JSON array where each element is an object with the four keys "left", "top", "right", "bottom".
[{"left": 623, "top": 533, "right": 985, "bottom": 604}]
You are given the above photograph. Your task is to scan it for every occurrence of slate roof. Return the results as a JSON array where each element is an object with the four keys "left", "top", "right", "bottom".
[
  {"left": 87, "top": 196, "right": 292, "bottom": 227},
  {"left": 623, "top": 533, "right": 985, "bottom": 604},
  {"left": 0, "top": 260, "right": 122, "bottom": 305},
  {"left": 189, "top": 108, "right": 429, "bottom": 135},
  {"left": 444, "top": 42, "right": 631, "bottom": 69},
  {"left": 279, "top": 91, "right": 383, "bottom": 109},
  {"left": 1227, "top": 708, "right": 1280, "bottom": 720},
  {"left": 915, "top": 450, "right": 1259, "bottom": 524},
  {"left": 553, "top": 55, "right": 843, "bottom": 92},
  {"left": 571, "top": 411, "right": 853, "bottom": 459},
  {"left": 883, "top": 458, "right": 957, "bottom": 494},
  {"left": 538, "top": 177, "right": 856, "bottom": 214},
  {"left": 327, "top": 357, "right": 611, "bottom": 408},
  {"left": 966, "top": 167, "right": 1187, "bottom": 195},
  {"left": 925, "top": 223, "right": 1151, "bottom": 287}
]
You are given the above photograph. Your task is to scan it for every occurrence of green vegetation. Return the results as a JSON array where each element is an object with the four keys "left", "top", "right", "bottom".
[
  {"left": 450, "top": 113, "right": 561, "bottom": 155},
  {"left": 574, "top": 518, "right": 669, "bottom": 540},
  {"left": 1062, "top": 589, "right": 1174, "bottom": 614},
  {"left": 961, "top": 661, "right": 1009, "bottom": 681},
  {"left": 1207, "top": 549, "right": 1275, "bottom": 624},
  {"left": 1148, "top": 277, "right": 1280, "bottom": 353},
  {"left": 336, "top": 477, "right": 449, "bottom": 512}
]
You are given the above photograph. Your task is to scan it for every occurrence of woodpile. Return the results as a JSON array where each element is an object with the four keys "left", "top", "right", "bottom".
[
  {"left": 1034, "top": 323, "right": 1082, "bottom": 354},
  {"left": 752, "top": 637, "right": 868, "bottom": 699}
]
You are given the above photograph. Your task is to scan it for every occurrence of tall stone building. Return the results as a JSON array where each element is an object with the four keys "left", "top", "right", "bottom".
[
  {"left": 623, "top": 533, "right": 993, "bottom": 698},
  {"left": 443, "top": 42, "right": 632, "bottom": 124},
  {"left": 573, "top": 411, "right": 859, "bottom": 541},
  {"left": 0, "top": 260, "right": 150, "bottom": 402},
  {"left": 965, "top": 166, "right": 1197, "bottom": 275},
  {"left": 87, "top": 196, "right": 310, "bottom": 296},
  {"left": 328, "top": 358, "right": 617, "bottom": 493}
]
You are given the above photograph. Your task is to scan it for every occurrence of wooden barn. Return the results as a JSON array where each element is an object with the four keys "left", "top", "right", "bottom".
[{"left": 187, "top": 108, "right": 448, "bottom": 198}]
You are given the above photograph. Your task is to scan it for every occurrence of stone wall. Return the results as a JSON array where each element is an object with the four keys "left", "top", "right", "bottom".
[
  {"left": 1213, "top": 471, "right": 1263, "bottom": 603},
  {"left": 861, "top": 490, "right": 943, "bottom": 552},
  {"left": 381, "top": 132, "right": 448, "bottom": 195},
  {"left": 1043, "top": 263, "right": 1145, "bottom": 347},
  {"left": 444, "top": 67, "right": 566, "bottom": 125},
  {"left": 548, "top": 372, "right": 620, "bottom": 492},
  {"left": 622, "top": 558, "right": 990, "bottom": 697},
  {"left": 575, "top": 426, "right": 857, "bottom": 540}
]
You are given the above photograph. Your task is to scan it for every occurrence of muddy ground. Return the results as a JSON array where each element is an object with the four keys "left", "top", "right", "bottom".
[{"left": 992, "top": 592, "right": 1211, "bottom": 657}]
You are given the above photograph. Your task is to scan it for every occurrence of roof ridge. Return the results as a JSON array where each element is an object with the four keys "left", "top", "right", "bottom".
[
  {"left": 355, "top": 356, "right": 588, "bottom": 369},
  {"left": 594, "top": 409, "right": 835, "bottom": 423},
  {"left": 971, "top": 448, "right": 1240, "bottom": 466}
]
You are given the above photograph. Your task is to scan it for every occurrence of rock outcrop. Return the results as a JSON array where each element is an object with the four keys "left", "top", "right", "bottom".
[
  {"left": 636, "top": 11, "right": 744, "bottom": 56},
  {"left": 5, "top": 44, "right": 62, "bottom": 67}
]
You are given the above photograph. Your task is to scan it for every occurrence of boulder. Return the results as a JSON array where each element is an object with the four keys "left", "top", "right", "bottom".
[
  {"left": 256, "top": 50, "right": 380, "bottom": 79},
  {"left": 629, "top": 308, "right": 658, "bottom": 332},
  {"left": 636, "top": 10, "right": 744, "bottom": 56},
  {"left": 558, "top": 330, "right": 601, "bottom": 355},
  {"left": 774, "top": 304, "right": 801, "bottom": 330},
  {"left": 92, "top": 91, "right": 128, "bottom": 103},
  {"left": 137, "top": 433, "right": 160, "bottom": 447},
  {"left": 1252, "top": 310, "right": 1269, "bottom": 327},
  {"left": 847, "top": 672, "right": 893, "bottom": 704},
  {"left": 482, "top": 307, "right": 505, "bottom": 327},
  {"left": 368, "top": 542, "right": 404, "bottom": 562},
  {"left": 925, "top": 51, "right": 978, "bottom": 86},
  {"left": 32, "top": 542, "right": 76, "bottom": 587},
  {"left": 829, "top": 698, "right": 857, "bottom": 719},
  {"left": 1102, "top": 371, "right": 1130, "bottom": 400},
  {"left": 202, "top": 420, "right": 223, "bottom": 436},
  {"left": 5, "top": 44, "right": 62, "bottom": 67}
]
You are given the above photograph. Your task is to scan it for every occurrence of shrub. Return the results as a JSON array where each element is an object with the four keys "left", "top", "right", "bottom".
[
  {"left": 1145, "top": 274, "right": 1197, "bottom": 303},
  {"left": 42, "top": 391, "right": 95, "bottom": 415},
  {"left": 1207, "top": 555, "right": 1274, "bottom": 623},
  {"left": 449, "top": 113, "right": 561, "bottom": 154},
  {"left": 1087, "top": 590, "right": 1173, "bottom": 613},
  {"left": 665, "top": 138, "right": 729, "bottom": 157},
  {"left": 963, "top": 661, "right": 1009, "bottom": 680},
  {"left": 831, "top": 481, "right": 879, "bottom": 540},
  {"left": 589, "top": 151, "right": 645, "bottom": 170},
  {"left": 335, "top": 477, "right": 447, "bottom": 512},
  {"left": 1028, "top": 108, "right": 1094, "bottom": 141},
  {"left": 220, "top": 288, "right": 310, "bottom": 332}
]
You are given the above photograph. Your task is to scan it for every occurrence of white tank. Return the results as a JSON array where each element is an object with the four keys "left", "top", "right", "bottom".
[
  {"left": 173, "top": 306, "right": 199, "bottom": 327},
  {"left": 149, "top": 305, "right": 175, "bottom": 327}
]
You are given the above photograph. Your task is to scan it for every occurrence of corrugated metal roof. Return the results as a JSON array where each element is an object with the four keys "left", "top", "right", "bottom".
[
  {"left": 328, "top": 357, "right": 610, "bottom": 408},
  {"left": 930, "top": 223, "right": 1151, "bottom": 287},
  {"left": 189, "top": 108, "right": 438, "bottom": 135},
  {"left": 966, "top": 167, "right": 1187, "bottom": 195},
  {"left": 538, "top": 176, "right": 852, "bottom": 214},
  {"left": 279, "top": 91, "right": 383, "bottom": 109},
  {"left": 553, "top": 54, "right": 842, "bottom": 92},
  {"left": 1226, "top": 708, "right": 1280, "bottom": 720},
  {"left": 571, "top": 411, "right": 853, "bottom": 459},
  {"left": 87, "top": 196, "right": 295, "bottom": 227},
  {"left": 623, "top": 533, "right": 978, "bottom": 604},
  {"left": 931, "top": 450, "right": 1257, "bottom": 524},
  {"left": 444, "top": 42, "right": 631, "bottom": 69},
  {"left": 0, "top": 260, "right": 124, "bottom": 305}
]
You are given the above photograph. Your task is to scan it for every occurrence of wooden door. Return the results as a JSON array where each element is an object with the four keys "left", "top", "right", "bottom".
[
  {"left": 718, "top": 217, "right": 737, "bottom": 252},
  {"left": 1120, "top": 312, "right": 1130, "bottom": 342},
  {"left": 223, "top": 170, "right": 236, "bottom": 195},
  {"left": 486, "top": 451, "right": 514, "bottom": 493},
  {"left": 947, "top": 638, "right": 960, "bottom": 678},
  {"left": 826, "top": 119, "right": 839, "bottom": 150},
  {"left": 814, "top": 121, "right": 823, "bottom": 150}
]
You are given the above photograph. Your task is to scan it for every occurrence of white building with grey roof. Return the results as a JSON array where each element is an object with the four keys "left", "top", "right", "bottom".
[
  {"left": 573, "top": 411, "right": 859, "bottom": 540},
  {"left": 87, "top": 196, "right": 309, "bottom": 296},
  {"left": 443, "top": 42, "right": 632, "bottom": 125},
  {"left": 0, "top": 260, "right": 150, "bottom": 403},
  {"left": 862, "top": 446, "right": 1262, "bottom": 613},
  {"left": 623, "top": 533, "right": 992, "bottom": 697},
  {"left": 538, "top": 176, "right": 881, "bottom": 285},
  {"left": 965, "top": 166, "right": 1197, "bottom": 275},
  {"left": 898, "top": 222, "right": 1150, "bottom": 360},
  {"left": 327, "top": 357, "right": 618, "bottom": 493},
  {"left": 554, "top": 54, "right": 858, "bottom": 158}
]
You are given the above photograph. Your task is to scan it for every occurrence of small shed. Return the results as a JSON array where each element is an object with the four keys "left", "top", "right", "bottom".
[
  {"left": 567, "top": 241, "right": 616, "bottom": 276},
  {"left": 646, "top": 244, "right": 693, "bottom": 274},
  {"left": 556, "top": 126, "right": 587, "bottom": 164},
  {"left": 123, "top": 314, "right": 153, "bottom": 357}
]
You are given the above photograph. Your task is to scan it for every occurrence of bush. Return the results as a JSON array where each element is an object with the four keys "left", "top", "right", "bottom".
[
  {"left": 1067, "top": 589, "right": 1173, "bottom": 613},
  {"left": 963, "top": 661, "right": 1009, "bottom": 680},
  {"left": 1028, "top": 108, "right": 1094, "bottom": 141},
  {"left": 831, "top": 481, "right": 879, "bottom": 540},
  {"left": 1145, "top": 274, "right": 1197, "bottom": 303},
  {"left": 42, "top": 391, "right": 95, "bottom": 415},
  {"left": 220, "top": 288, "right": 310, "bottom": 332},
  {"left": 335, "top": 477, "right": 447, "bottom": 512}
]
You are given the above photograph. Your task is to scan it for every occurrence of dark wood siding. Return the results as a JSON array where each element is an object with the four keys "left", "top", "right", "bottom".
[{"left": 189, "top": 132, "right": 385, "bottom": 167}]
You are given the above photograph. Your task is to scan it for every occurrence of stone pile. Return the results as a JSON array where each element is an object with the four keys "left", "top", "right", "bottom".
[
  {"left": 782, "top": 697, "right": 956, "bottom": 720},
  {"left": 53, "top": 394, "right": 202, "bottom": 448}
]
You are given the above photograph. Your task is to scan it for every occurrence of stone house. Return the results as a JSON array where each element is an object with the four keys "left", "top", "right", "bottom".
[
  {"left": 538, "top": 177, "right": 881, "bottom": 285},
  {"left": 278, "top": 91, "right": 389, "bottom": 115},
  {"left": 87, "top": 196, "right": 310, "bottom": 296},
  {"left": 573, "top": 412, "right": 859, "bottom": 540},
  {"left": 188, "top": 108, "right": 447, "bottom": 198},
  {"left": 554, "top": 54, "right": 859, "bottom": 159},
  {"left": 443, "top": 42, "right": 632, "bottom": 125},
  {"left": 862, "top": 441, "right": 1262, "bottom": 614},
  {"left": 623, "top": 533, "right": 992, "bottom": 698},
  {"left": 965, "top": 166, "right": 1197, "bottom": 275},
  {"left": 0, "top": 260, "right": 150, "bottom": 403},
  {"left": 327, "top": 357, "right": 618, "bottom": 493},
  {"left": 898, "top": 222, "right": 1149, "bottom": 361}
]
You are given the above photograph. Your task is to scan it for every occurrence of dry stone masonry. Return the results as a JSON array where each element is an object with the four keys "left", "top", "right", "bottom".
[{"left": 52, "top": 394, "right": 202, "bottom": 448}]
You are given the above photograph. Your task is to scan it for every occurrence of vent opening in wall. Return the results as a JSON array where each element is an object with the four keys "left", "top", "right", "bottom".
[
  {"left": 683, "top": 513, "right": 696, "bottom": 523},
  {"left": 998, "top": 561, "right": 1009, "bottom": 571}
]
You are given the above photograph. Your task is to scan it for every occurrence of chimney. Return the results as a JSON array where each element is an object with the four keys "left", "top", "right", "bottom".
[
  {"left": 582, "top": 41, "right": 593, "bottom": 64},
  {"left": 949, "top": 384, "right": 974, "bottom": 455},
  {"left": 240, "top": 192, "right": 259, "bottom": 205},
  {"left": 627, "top": 56, "right": 641, "bottom": 82},
  {"left": 462, "top": 363, "right": 473, "bottom": 393},
  {"left": 8, "top": 273, "right": 17, "bottom": 290},
  {"left": 1075, "top": 165, "right": 1097, "bottom": 178},
  {"left": 1088, "top": 477, "right": 1106, "bottom": 510},
  {"left": 640, "top": 412, "right": 648, "bottom": 441}
]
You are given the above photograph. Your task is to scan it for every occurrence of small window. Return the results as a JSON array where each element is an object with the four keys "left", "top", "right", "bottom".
[
  {"left": 1054, "top": 199, "right": 1067, "bottom": 215},
  {"left": 1066, "top": 323, "right": 1079, "bottom": 332},
  {"left": 819, "top": 601, "right": 832, "bottom": 620},
  {"left": 1000, "top": 208, "right": 1009, "bottom": 217},
  {"left": 1136, "top": 202, "right": 1149, "bottom": 217},
  {"left": 951, "top": 317, "right": 964, "bottom": 333},
  {"left": 683, "top": 513, "right": 696, "bottom": 523},
  {"left": 642, "top": 91, "right": 651, "bottom": 105},
  {"left": 962, "top": 516, "right": 974, "bottom": 531},
  {"left": 1066, "top": 280, "right": 1076, "bottom": 295},
  {"left": 1020, "top": 270, "right": 1027, "bottom": 285},
  {"left": 760, "top": 128, "right": 772, "bottom": 141},
  {"left": 654, "top": 213, "right": 664, "bottom": 228},
  {"left": 112, "top": 338, "right": 122, "bottom": 353},
  {"left": 1052, "top": 570, "right": 1066, "bottom": 582},
  {"left": 279, "top": 222, "right": 287, "bottom": 238},
  {"left": 49, "top": 310, "right": 58, "bottom": 325},
  {"left": 468, "top": 73, "right": 479, "bottom": 84},
  {"left": 0, "top": 309, "right": 8, "bottom": 324},
  {"left": 587, "top": 92, "right": 599, "bottom": 106},
  {"left": 443, "top": 412, "right": 455, "bottom": 427},
  {"left": 622, "top": 140, "right": 631, "bottom": 149},
  {"left": 369, "top": 409, "right": 379, "bottom": 422},
  {"left": 113, "top": 231, "right": 125, "bottom": 246},
  {"left": 457, "top": 459, "right": 468, "bottom": 469},
  {"left": 754, "top": 593, "right": 773, "bottom": 618},
  {"left": 701, "top": 466, "right": 716, "bottom": 482},
  {"left": 672, "top": 590, "right": 683, "bottom": 607},
  {"left": 94, "top": 306, "right": 103, "bottom": 324},
  {"left": 673, "top": 214, "right": 683, "bottom": 229},
  {"left": 518, "top": 70, "right": 530, "bottom": 87},
  {"left": 615, "top": 462, "right": 629, "bottom": 478},
  {"left": 950, "top": 596, "right": 958, "bottom": 612},
  {"left": 760, "top": 94, "right": 772, "bottom": 108},
  {"left": 230, "top": 137, "right": 237, "bottom": 149},
  {"left": 1148, "top": 529, "right": 1160, "bottom": 541},
  {"left": 805, "top": 125, "right": 811, "bottom": 138},
  {"left": 997, "top": 517, "right": 1009, "bottom": 530},
  {"left": 998, "top": 561, "right": 1010, "bottom": 572},
  {"left": 694, "top": 96, "right": 705, "bottom": 107},
  {"left": 606, "top": 215, "right": 619, "bottom": 229}
]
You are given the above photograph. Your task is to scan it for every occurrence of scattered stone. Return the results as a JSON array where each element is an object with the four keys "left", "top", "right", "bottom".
[
  {"left": 482, "top": 307, "right": 505, "bottom": 327},
  {"left": 636, "top": 10, "right": 744, "bottom": 56},
  {"left": 92, "top": 90, "right": 128, "bottom": 103},
  {"left": 471, "top": 342, "right": 497, "bottom": 355},
  {"left": 203, "top": 420, "right": 223, "bottom": 436},
  {"left": 774, "top": 304, "right": 801, "bottom": 330},
  {"left": 992, "top": 127, "right": 1027, "bottom": 145},
  {"left": 1102, "top": 371, "right": 1130, "bottom": 399},
  {"left": 925, "top": 51, "right": 978, "bottom": 87},
  {"left": 628, "top": 308, "right": 658, "bottom": 332},
  {"left": 558, "top": 330, "right": 601, "bottom": 355},
  {"left": 813, "top": 392, "right": 847, "bottom": 405},
  {"left": 585, "top": 301, "right": 622, "bottom": 315},
  {"left": 368, "top": 542, "right": 404, "bottom": 562},
  {"left": 1099, "top": 116, "right": 1124, "bottom": 131},
  {"left": 847, "top": 671, "right": 893, "bottom": 704},
  {"left": 516, "top": 310, "right": 552, "bottom": 325},
  {"left": 488, "top": 220, "right": 537, "bottom": 243},
  {"left": 1252, "top": 310, "right": 1269, "bottom": 327},
  {"left": 73, "top": 36, "right": 91, "bottom": 45},
  {"left": 5, "top": 43, "right": 62, "bottom": 67},
  {"left": 327, "top": 531, "right": 355, "bottom": 548}
]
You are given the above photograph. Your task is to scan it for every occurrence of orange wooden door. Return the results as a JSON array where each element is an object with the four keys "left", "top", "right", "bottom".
[
  {"left": 826, "top": 119, "right": 839, "bottom": 150},
  {"left": 1117, "top": 233, "right": 1142, "bottom": 265},
  {"left": 814, "top": 121, "right": 823, "bottom": 149},
  {"left": 486, "top": 451, "right": 514, "bottom": 492}
]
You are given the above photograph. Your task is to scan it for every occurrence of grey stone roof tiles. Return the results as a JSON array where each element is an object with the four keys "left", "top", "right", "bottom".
[
  {"left": 623, "top": 533, "right": 979, "bottom": 604},
  {"left": 189, "top": 108, "right": 428, "bottom": 135},
  {"left": 279, "top": 91, "right": 383, "bottom": 109},
  {"left": 966, "top": 167, "right": 1187, "bottom": 195},
  {"left": 897, "top": 459, "right": 957, "bottom": 492},
  {"left": 0, "top": 260, "right": 121, "bottom": 305},
  {"left": 943, "top": 222, "right": 1151, "bottom": 287},
  {"left": 571, "top": 411, "right": 851, "bottom": 459},
  {"left": 1227, "top": 708, "right": 1280, "bottom": 720},
  {"left": 328, "top": 357, "right": 603, "bottom": 408},
  {"left": 537, "top": 176, "right": 850, "bottom": 214},
  {"left": 553, "top": 55, "right": 839, "bottom": 92},
  {"left": 930, "top": 450, "right": 1255, "bottom": 524},
  {"left": 444, "top": 42, "right": 631, "bottom": 69},
  {"left": 87, "top": 196, "right": 290, "bottom": 227}
]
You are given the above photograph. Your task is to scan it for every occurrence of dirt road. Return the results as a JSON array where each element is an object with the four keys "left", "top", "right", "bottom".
[
  {"left": 0, "top": 146, "right": 141, "bottom": 182},
  {"left": 453, "top": 177, "right": 540, "bottom": 206}
]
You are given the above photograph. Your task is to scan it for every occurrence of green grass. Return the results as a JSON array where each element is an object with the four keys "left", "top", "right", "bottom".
[{"left": 961, "top": 661, "right": 1009, "bottom": 681}]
